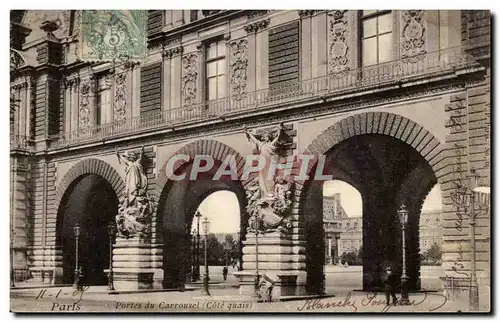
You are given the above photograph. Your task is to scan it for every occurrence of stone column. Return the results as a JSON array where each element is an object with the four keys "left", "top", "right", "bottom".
[
  {"left": 311, "top": 11, "right": 327, "bottom": 78},
  {"left": 299, "top": 11, "right": 314, "bottom": 80},
  {"left": 25, "top": 79, "right": 32, "bottom": 137},
  {"left": 170, "top": 47, "right": 183, "bottom": 111},
  {"left": 161, "top": 48, "right": 172, "bottom": 112},
  {"left": 245, "top": 30, "right": 256, "bottom": 93},
  {"left": 71, "top": 78, "right": 80, "bottom": 132}
]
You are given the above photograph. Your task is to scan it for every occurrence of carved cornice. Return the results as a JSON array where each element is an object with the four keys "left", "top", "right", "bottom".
[
  {"left": 123, "top": 61, "right": 140, "bottom": 70},
  {"left": 298, "top": 10, "right": 318, "bottom": 18},
  {"left": 244, "top": 19, "right": 270, "bottom": 34},
  {"left": 247, "top": 10, "right": 269, "bottom": 19},
  {"left": 11, "top": 82, "right": 28, "bottom": 91},
  {"left": 162, "top": 46, "right": 184, "bottom": 59}
]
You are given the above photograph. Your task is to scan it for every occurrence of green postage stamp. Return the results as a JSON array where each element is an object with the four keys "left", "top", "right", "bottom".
[{"left": 80, "top": 10, "right": 147, "bottom": 62}]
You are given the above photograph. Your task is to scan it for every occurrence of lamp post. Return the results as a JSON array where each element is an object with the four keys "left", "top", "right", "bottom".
[
  {"left": 73, "top": 223, "right": 81, "bottom": 289},
  {"left": 467, "top": 169, "right": 480, "bottom": 311},
  {"left": 397, "top": 204, "right": 410, "bottom": 305},
  {"left": 191, "top": 228, "right": 197, "bottom": 282},
  {"left": 107, "top": 222, "right": 116, "bottom": 291},
  {"left": 201, "top": 216, "right": 211, "bottom": 296},
  {"left": 195, "top": 211, "right": 202, "bottom": 281}
]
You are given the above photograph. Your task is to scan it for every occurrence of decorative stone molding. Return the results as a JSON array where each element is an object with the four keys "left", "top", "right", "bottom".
[
  {"left": 10, "top": 49, "right": 26, "bottom": 71},
  {"left": 162, "top": 46, "right": 183, "bottom": 59},
  {"left": 78, "top": 78, "right": 93, "bottom": 130},
  {"left": 244, "top": 19, "right": 270, "bottom": 34},
  {"left": 182, "top": 52, "right": 198, "bottom": 107},
  {"left": 114, "top": 72, "right": 127, "bottom": 121},
  {"left": 328, "top": 10, "right": 350, "bottom": 74},
  {"left": 123, "top": 61, "right": 140, "bottom": 71},
  {"left": 230, "top": 39, "right": 248, "bottom": 100},
  {"left": 401, "top": 10, "right": 427, "bottom": 60},
  {"left": 11, "top": 82, "right": 27, "bottom": 91},
  {"left": 298, "top": 10, "right": 317, "bottom": 18},
  {"left": 248, "top": 10, "right": 269, "bottom": 19}
]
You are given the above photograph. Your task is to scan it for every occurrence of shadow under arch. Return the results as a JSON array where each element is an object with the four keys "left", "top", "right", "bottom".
[
  {"left": 298, "top": 112, "right": 443, "bottom": 294},
  {"left": 154, "top": 140, "right": 249, "bottom": 289},
  {"left": 54, "top": 158, "right": 124, "bottom": 285}
]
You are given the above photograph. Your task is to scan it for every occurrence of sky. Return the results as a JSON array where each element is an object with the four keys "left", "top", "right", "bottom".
[{"left": 195, "top": 181, "right": 443, "bottom": 234}]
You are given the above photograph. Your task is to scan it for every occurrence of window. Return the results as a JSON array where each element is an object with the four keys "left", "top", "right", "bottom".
[
  {"left": 360, "top": 10, "right": 392, "bottom": 66},
  {"left": 96, "top": 74, "right": 112, "bottom": 126},
  {"left": 205, "top": 39, "right": 227, "bottom": 101}
]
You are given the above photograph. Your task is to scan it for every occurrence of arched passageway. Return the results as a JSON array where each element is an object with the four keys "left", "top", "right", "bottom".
[
  {"left": 157, "top": 159, "right": 248, "bottom": 289},
  {"left": 302, "top": 133, "right": 438, "bottom": 293},
  {"left": 56, "top": 174, "right": 118, "bottom": 285}
]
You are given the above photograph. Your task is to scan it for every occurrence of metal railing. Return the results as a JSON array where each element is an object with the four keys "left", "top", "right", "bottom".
[{"left": 49, "top": 46, "right": 478, "bottom": 149}]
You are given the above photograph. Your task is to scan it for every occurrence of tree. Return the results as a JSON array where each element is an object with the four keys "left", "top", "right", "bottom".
[
  {"left": 200, "top": 234, "right": 225, "bottom": 265},
  {"left": 423, "top": 243, "right": 442, "bottom": 265},
  {"left": 341, "top": 252, "right": 358, "bottom": 265}
]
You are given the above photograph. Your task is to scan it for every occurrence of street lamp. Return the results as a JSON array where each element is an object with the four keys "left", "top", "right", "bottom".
[
  {"left": 191, "top": 228, "right": 197, "bottom": 282},
  {"left": 201, "top": 216, "right": 211, "bottom": 296},
  {"left": 397, "top": 204, "right": 410, "bottom": 305},
  {"left": 195, "top": 211, "right": 202, "bottom": 281},
  {"left": 467, "top": 169, "right": 480, "bottom": 311},
  {"left": 107, "top": 222, "right": 116, "bottom": 291},
  {"left": 73, "top": 223, "right": 81, "bottom": 289}
]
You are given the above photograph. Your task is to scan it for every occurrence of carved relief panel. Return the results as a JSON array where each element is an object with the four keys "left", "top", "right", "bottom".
[
  {"left": 78, "top": 78, "right": 93, "bottom": 130},
  {"left": 229, "top": 39, "right": 248, "bottom": 100},
  {"left": 400, "top": 10, "right": 427, "bottom": 60},
  {"left": 182, "top": 53, "right": 198, "bottom": 107},
  {"left": 114, "top": 72, "right": 128, "bottom": 121},
  {"left": 327, "top": 10, "right": 350, "bottom": 74}
]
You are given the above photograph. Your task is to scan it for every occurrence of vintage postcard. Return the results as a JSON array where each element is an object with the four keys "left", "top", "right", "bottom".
[{"left": 10, "top": 9, "right": 491, "bottom": 313}]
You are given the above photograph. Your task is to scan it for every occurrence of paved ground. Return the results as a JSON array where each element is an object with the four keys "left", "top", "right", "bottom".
[{"left": 11, "top": 265, "right": 490, "bottom": 313}]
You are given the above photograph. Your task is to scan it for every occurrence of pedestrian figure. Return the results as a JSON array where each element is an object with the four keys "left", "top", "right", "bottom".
[
  {"left": 222, "top": 266, "right": 228, "bottom": 281},
  {"left": 383, "top": 266, "right": 397, "bottom": 306},
  {"left": 76, "top": 266, "right": 84, "bottom": 291}
]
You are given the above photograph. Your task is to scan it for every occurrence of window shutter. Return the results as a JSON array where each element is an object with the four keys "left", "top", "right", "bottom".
[
  {"left": 140, "top": 62, "right": 162, "bottom": 115},
  {"left": 147, "top": 10, "right": 164, "bottom": 36},
  {"left": 268, "top": 21, "right": 300, "bottom": 91}
]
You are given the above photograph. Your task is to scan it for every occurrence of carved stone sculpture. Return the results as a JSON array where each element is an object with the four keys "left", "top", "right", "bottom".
[
  {"left": 230, "top": 39, "right": 248, "bottom": 100},
  {"left": 182, "top": 53, "right": 198, "bottom": 107},
  {"left": 78, "top": 80, "right": 92, "bottom": 130},
  {"left": 245, "top": 124, "right": 293, "bottom": 234},
  {"left": 114, "top": 72, "right": 127, "bottom": 121},
  {"left": 115, "top": 146, "right": 153, "bottom": 238},
  {"left": 401, "top": 10, "right": 426, "bottom": 60},
  {"left": 328, "top": 10, "right": 350, "bottom": 74}
]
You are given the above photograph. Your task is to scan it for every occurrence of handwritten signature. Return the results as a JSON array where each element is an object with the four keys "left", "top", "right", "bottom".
[{"left": 297, "top": 290, "right": 448, "bottom": 312}]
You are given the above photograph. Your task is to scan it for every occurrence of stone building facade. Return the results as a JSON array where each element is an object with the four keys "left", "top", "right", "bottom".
[
  {"left": 324, "top": 194, "right": 444, "bottom": 260},
  {"left": 10, "top": 10, "right": 490, "bottom": 299}
]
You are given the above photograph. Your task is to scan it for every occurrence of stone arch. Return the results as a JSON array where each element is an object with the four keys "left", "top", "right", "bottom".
[
  {"left": 154, "top": 139, "right": 248, "bottom": 199},
  {"left": 296, "top": 111, "right": 446, "bottom": 293},
  {"left": 54, "top": 158, "right": 125, "bottom": 215},
  {"left": 154, "top": 139, "right": 249, "bottom": 289},
  {"left": 300, "top": 111, "right": 445, "bottom": 185}
]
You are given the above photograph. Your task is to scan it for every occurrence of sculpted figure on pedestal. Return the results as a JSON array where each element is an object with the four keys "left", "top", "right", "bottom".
[
  {"left": 115, "top": 146, "right": 153, "bottom": 238},
  {"left": 244, "top": 124, "right": 293, "bottom": 234}
]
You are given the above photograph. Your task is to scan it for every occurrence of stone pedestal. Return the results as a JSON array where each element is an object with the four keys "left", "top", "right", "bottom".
[
  {"left": 112, "top": 237, "right": 163, "bottom": 291},
  {"left": 237, "top": 231, "right": 303, "bottom": 300}
]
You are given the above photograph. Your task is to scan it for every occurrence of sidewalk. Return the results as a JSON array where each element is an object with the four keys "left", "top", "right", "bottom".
[{"left": 10, "top": 285, "right": 489, "bottom": 313}]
